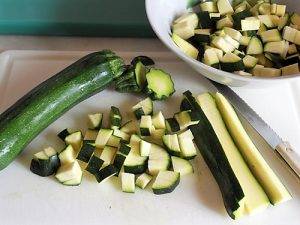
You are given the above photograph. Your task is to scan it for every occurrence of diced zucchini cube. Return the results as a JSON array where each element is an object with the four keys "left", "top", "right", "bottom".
[
  {"left": 140, "top": 140, "right": 151, "bottom": 157},
  {"left": 95, "top": 129, "right": 113, "bottom": 148},
  {"left": 121, "top": 172, "right": 135, "bottom": 193},
  {"left": 140, "top": 115, "right": 152, "bottom": 136},
  {"left": 88, "top": 113, "right": 103, "bottom": 130},
  {"left": 136, "top": 173, "right": 152, "bottom": 189},
  {"left": 59, "top": 145, "right": 76, "bottom": 164}
]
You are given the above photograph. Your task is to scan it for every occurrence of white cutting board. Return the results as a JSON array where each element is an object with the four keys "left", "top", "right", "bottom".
[{"left": 0, "top": 50, "right": 299, "bottom": 225}]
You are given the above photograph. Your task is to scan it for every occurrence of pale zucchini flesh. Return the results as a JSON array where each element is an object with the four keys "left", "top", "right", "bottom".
[
  {"left": 136, "top": 173, "right": 152, "bottom": 189},
  {"left": 197, "top": 93, "right": 270, "bottom": 216},
  {"left": 121, "top": 172, "right": 135, "bottom": 193},
  {"left": 171, "top": 156, "right": 193, "bottom": 175},
  {"left": 172, "top": 34, "right": 199, "bottom": 59},
  {"left": 215, "top": 93, "right": 291, "bottom": 204}
]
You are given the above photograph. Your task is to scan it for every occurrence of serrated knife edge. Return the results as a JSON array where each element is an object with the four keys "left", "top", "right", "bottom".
[
  {"left": 210, "top": 80, "right": 283, "bottom": 149},
  {"left": 210, "top": 80, "right": 300, "bottom": 179}
]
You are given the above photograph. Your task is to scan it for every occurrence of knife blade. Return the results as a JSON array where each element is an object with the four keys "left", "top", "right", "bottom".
[{"left": 210, "top": 80, "right": 300, "bottom": 178}]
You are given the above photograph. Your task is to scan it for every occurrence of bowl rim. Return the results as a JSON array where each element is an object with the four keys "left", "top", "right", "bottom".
[{"left": 145, "top": 0, "right": 300, "bottom": 83}]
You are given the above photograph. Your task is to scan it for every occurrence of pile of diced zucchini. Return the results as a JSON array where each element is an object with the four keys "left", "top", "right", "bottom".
[
  {"left": 172, "top": 0, "right": 300, "bottom": 77},
  {"left": 30, "top": 97, "right": 198, "bottom": 195}
]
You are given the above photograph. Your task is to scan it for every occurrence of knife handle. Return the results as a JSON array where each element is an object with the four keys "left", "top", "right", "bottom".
[{"left": 276, "top": 142, "right": 300, "bottom": 179}]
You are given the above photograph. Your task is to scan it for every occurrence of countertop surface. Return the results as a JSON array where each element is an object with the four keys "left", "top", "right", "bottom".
[{"left": 0, "top": 35, "right": 165, "bottom": 52}]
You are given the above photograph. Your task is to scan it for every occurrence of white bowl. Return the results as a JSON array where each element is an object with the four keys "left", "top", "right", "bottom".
[{"left": 145, "top": 0, "right": 300, "bottom": 86}]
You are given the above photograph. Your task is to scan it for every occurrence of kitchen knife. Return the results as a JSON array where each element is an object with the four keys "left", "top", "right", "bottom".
[{"left": 211, "top": 80, "right": 300, "bottom": 179}]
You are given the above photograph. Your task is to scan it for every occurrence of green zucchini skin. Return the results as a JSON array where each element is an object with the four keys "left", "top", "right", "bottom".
[
  {"left": 0, "top": 50, "right": 125, "bottom": 170},
  {"left": 183, "top": 91, "right": 244, "bottom": 219}
]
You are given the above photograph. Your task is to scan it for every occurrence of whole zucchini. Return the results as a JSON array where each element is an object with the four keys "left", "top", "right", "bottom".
[{"left": 0, "top": 50, "right": 125, "bottom": 170}]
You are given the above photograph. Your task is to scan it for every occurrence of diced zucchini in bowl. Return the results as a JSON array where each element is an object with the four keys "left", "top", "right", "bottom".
[
  {"left": 174, "top": 12, "right": 198, "bottom": 30},
  {"left": 172, "top": 33, "right": 199, "bottom": 59},
  {"left": 203, "top": 49, "right": 220, "bottom": 68},
  {"left": 220, "top": 53, "right": 245, "bottom": 72},
  {"left": 169, "top": 0, "right": 300, "bottom": 78},
  {"left": 172, "top": 21, "right": 195, "bottom": 40},
  {"left": 258, "top": 15, "right": 276, "bottom": 28},
  {"left": 217, "top": 0, "right": 234, "bottom": 15},
  {"left": 224, "top": 35, "right": 240, "bottom": 49},
  {"left": 252, "top": 66, "right": 281, "bottom": 77},
  {"left": 282, "top": 63, "right": 300, "bottom": 76},
  {"left": 212, "top": 36, "right": 235, "bottom": 53},
  {"left": 233, "top": 49, "right": 245, "bottom": 58},
  {"left": 282, "top": 26, "right": 298, "bottom": 43},
  {"left": 261, "top": 29, "right": 282, "bottom": 43},
  {"left": 264, "top": 41, "right": 288, "bottom": 56},
  {"left": 246, "top": 37, "right": 263, "bottom": 55},
  {"left": 197, "top": 11, "right": 214, "bottom": 29},
  {"left": 288, "top": 44, "right": 298, "bottom": 55},
  {"left": 241, "top": 18, "right": 260, "bottom": 31},
  {"left": 193, "top": 29, "right": 211, "bottom": 44},
  {"left": 224, "top": 27, "right": 242, "bottom": 41},
  {"left": 217, "top": 15, "right": 233, "bottom": 30},
  {"left": 290, "top": 13, "right": 300, "bottom": 26},
  {"left": 258, "top": 3, "right": 271, "bottom": 15},
  {"left": 243, "top": 55, "right": 258, "bottom": 69},
  {"left": 204, "top": 46, "right": 223, "bottom": 60},
  {"left": 239, "top": 36, "right": 251, "bottom": 46},
  {"left": 278, "top": 14, "right": 290, "bottom": 31},
  {"left": 200, "top": 1, "right": 218, "bottom": 13}
]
